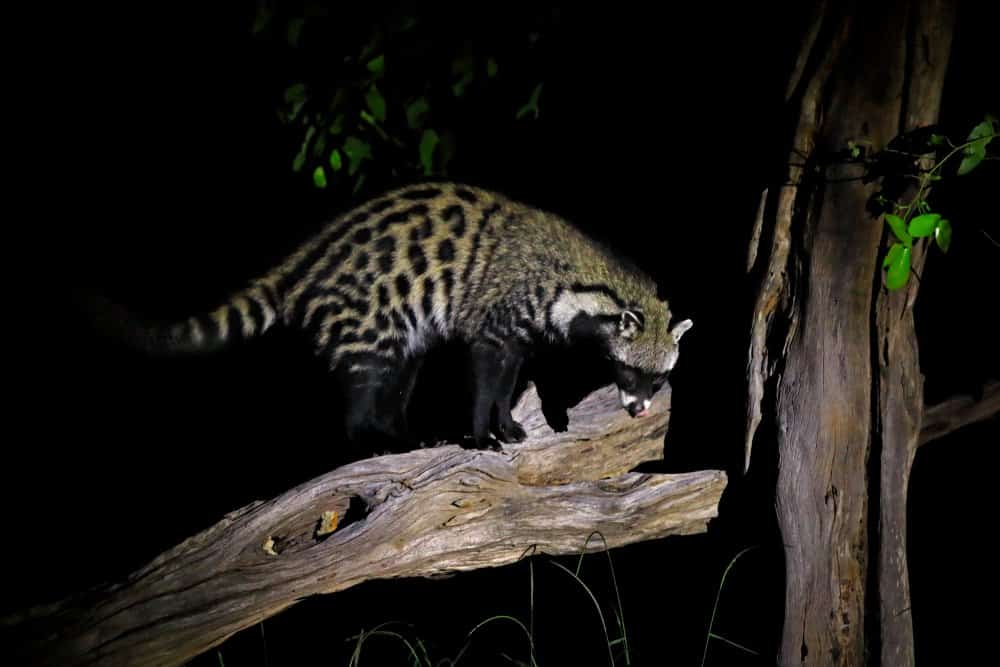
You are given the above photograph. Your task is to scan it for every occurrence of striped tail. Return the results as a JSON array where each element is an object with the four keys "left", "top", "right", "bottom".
[{"left": 73, "top": 280, "right": 282, "bottom": 357}]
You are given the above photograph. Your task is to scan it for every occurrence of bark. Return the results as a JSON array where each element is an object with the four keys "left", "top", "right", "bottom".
[
  {"left": 3, "top": 383, "right": 726, "bottom": 667},
  {"left": 874, "top": 3, "right": 956, "bottom": 664},
  {"left": 919, "top": 380, "right": 1000, "bottom": 447},
  {"left": 745, "top": 0, "right": 956, "bottom": 664},
  {"left": 749, "top": 4, "right": 888, "bottom": 663},
  {"left": 744, "top": 0, "right": 843, "bottom": 475}
]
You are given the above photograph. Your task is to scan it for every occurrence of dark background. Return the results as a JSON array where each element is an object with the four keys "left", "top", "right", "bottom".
[{"left": 5, "top": 1, "right": 997, "bottom": 664}]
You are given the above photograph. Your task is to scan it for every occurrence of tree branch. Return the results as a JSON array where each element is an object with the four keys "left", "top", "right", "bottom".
[
  {"left": 919, "top": 380, "right": 1000, "bottom": 447},
  {"left": 3, "top": 383, "right": 726, "bottom": 667}
]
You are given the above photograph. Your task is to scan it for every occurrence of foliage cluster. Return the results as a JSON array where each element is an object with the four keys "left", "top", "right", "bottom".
[
  {"left": 843, "top": 114, "right": 998, "bottom": 290},
  {"left": 250, "top": 2, "right": 555, "bottom": 196}
]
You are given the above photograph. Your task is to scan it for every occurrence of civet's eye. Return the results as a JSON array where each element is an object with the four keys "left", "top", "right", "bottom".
[{"left": 619, "top": 368, "right": 638, "bottom": 392}]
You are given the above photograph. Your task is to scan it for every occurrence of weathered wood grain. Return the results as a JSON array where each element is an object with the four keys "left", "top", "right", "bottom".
[
  {"left": 875, "top": 3, "right": 957, "bottom": 663},
  {"left": 746, "top": 1, "right": 961, "bottom": 663},
  {"left": 919, "top": 380, "right": 1000, "bottom": 448},
  {"left": 4, "top": 383, "right": 726, "bottom": 667}
]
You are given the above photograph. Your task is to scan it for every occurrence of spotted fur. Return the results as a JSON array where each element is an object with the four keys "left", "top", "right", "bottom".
[{"left": 103, "top": 182, "right": 693, "bottom": 447}]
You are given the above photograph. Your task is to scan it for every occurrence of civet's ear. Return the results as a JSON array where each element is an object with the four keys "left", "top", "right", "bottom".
[
  {"left": 670, "top": 318, "right": 693, "bottom": 342},
  {"left": 618, "top": 310, "right": 644, "bottom": 340}
]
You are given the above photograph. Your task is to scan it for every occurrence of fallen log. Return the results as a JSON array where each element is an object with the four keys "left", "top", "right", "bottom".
[{"left": 4, "top": 383, "right": 727, "bottom": 667}]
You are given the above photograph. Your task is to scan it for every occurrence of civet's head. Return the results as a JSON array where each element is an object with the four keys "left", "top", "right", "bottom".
[
  {"left": 604, "top": 306, "right": 692, "bottom": 418},
  {"left": 553, "top": 288, "right": 692, "bottom": 419}
]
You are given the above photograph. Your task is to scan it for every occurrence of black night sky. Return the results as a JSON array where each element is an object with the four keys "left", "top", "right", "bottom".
[{"left": 5, "top": 1, "right": 998, "bottom": 665}]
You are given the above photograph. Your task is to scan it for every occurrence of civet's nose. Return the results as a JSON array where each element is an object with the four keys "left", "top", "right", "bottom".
[{"left": 626, "top": 399, "right": 651, "bottom": 418}]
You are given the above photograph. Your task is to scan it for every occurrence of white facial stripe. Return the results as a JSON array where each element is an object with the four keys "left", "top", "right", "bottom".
[
  {"left": 665, "top": 350, "right": 678, "bottom": 372},
  {"left": 550, "top": 290, "right": 618, "bottom": 335},
  {"left": 619, "top": 388, "right": 638, "bottom": 408}
]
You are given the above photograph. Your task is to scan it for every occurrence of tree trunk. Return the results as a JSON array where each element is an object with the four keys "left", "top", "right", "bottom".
[
  {"left": 875, "top": 3, "right": 956, "bottom": 664},
  {"left": 746, "top": 0, "right": 956, "bottom": 664},
  {"left": 3, "top": 383, "right": 726, "bottom": 667}
]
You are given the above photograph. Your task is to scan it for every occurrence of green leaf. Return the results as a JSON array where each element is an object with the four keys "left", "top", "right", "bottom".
[
  {"left": 885, "top": 214, "right": 912, "bottom": 246},
  {"left": 390, "top": 15, "right": 417, "bottom": 33},
  {"left": 886, "top": 246, "right": 911, "bottom": 290},
  {"left": 934, "top": 218, "right": 952, "bottom": 253},
  {"left": 406, "top": 97, "right": 429, "bottom": 129},
  {"left": 312, "top": 166, "right": 327, "bottom": 189},
  {"left": 359, "top": 31, "right": 380, "bottom": 63},
  {"left": 286, "top": 17, "right": 304, "bottom": 47},
  {"left": 958, "top": 116, "right": 997, "bottom": 175},
  {"left": 929, "top": 133, "right": 945, "bottom": 146},
  {"left": 292, "top": 125, "right": 316, "bottom": 172},
  {"left": 366, "top": 54, "right": 385, "bottom": 75},
  {"left": 329, "top": 149, "right": 342, "bottom": 172},
  {"left": 329, "top": 89, "right": 347, "bottom": 112},
  {"left": 419, "top": 129, "right": 439, "bottom": 176},
  {"left": 284, "top": 83, "right": 307, "bottom": 104},
  {"left": 353, "top": 172, "right": 367, "bottom": 195},
  {"left": 452, "top": 72, "right": 473, "bottom": 97},
  {"left": 487, "top": 57, "right": 498, "bottom": 78},
  {"left": 281, "top": 83, "right": 308, "bottom": 124},
  {"left": 908, "top": 213, "right": 940, "bottom": 238},
  {"left": 311, "top": 131, "right": 327, "bottom": 159},
  {"left": 328, "top": 113, "right": 345, "bottom": 135},
  {"left": 450, "top": 56, "right": 476, "bottom": 97},
  {"left": 958, "top": 141, "right": 987, "bottom": 175},
  {"left": 252, "top": 6, "right": 272, "bottom": 35},
  {"left": 365, "top": 85, "right": 386, "bottom": 122},
  {"left": 883, "top": 242, "right": 905, "bottom": 269},
  {"left": 968, "top": 116, "right": 997, "bottom": 142},
  {"left": 451, "top": 55, "right": 475, "bottom": 75},
  {"left": 342, "top": 136, "right": 372, "bottom": 175},
  {"left": 515, "top": 83, "right": 544, "bottom": 120}
]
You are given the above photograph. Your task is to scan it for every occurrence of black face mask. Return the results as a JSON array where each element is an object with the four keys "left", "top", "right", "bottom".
[{"left": 612, "top": 360, "right": 669, "bottom": 417}]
